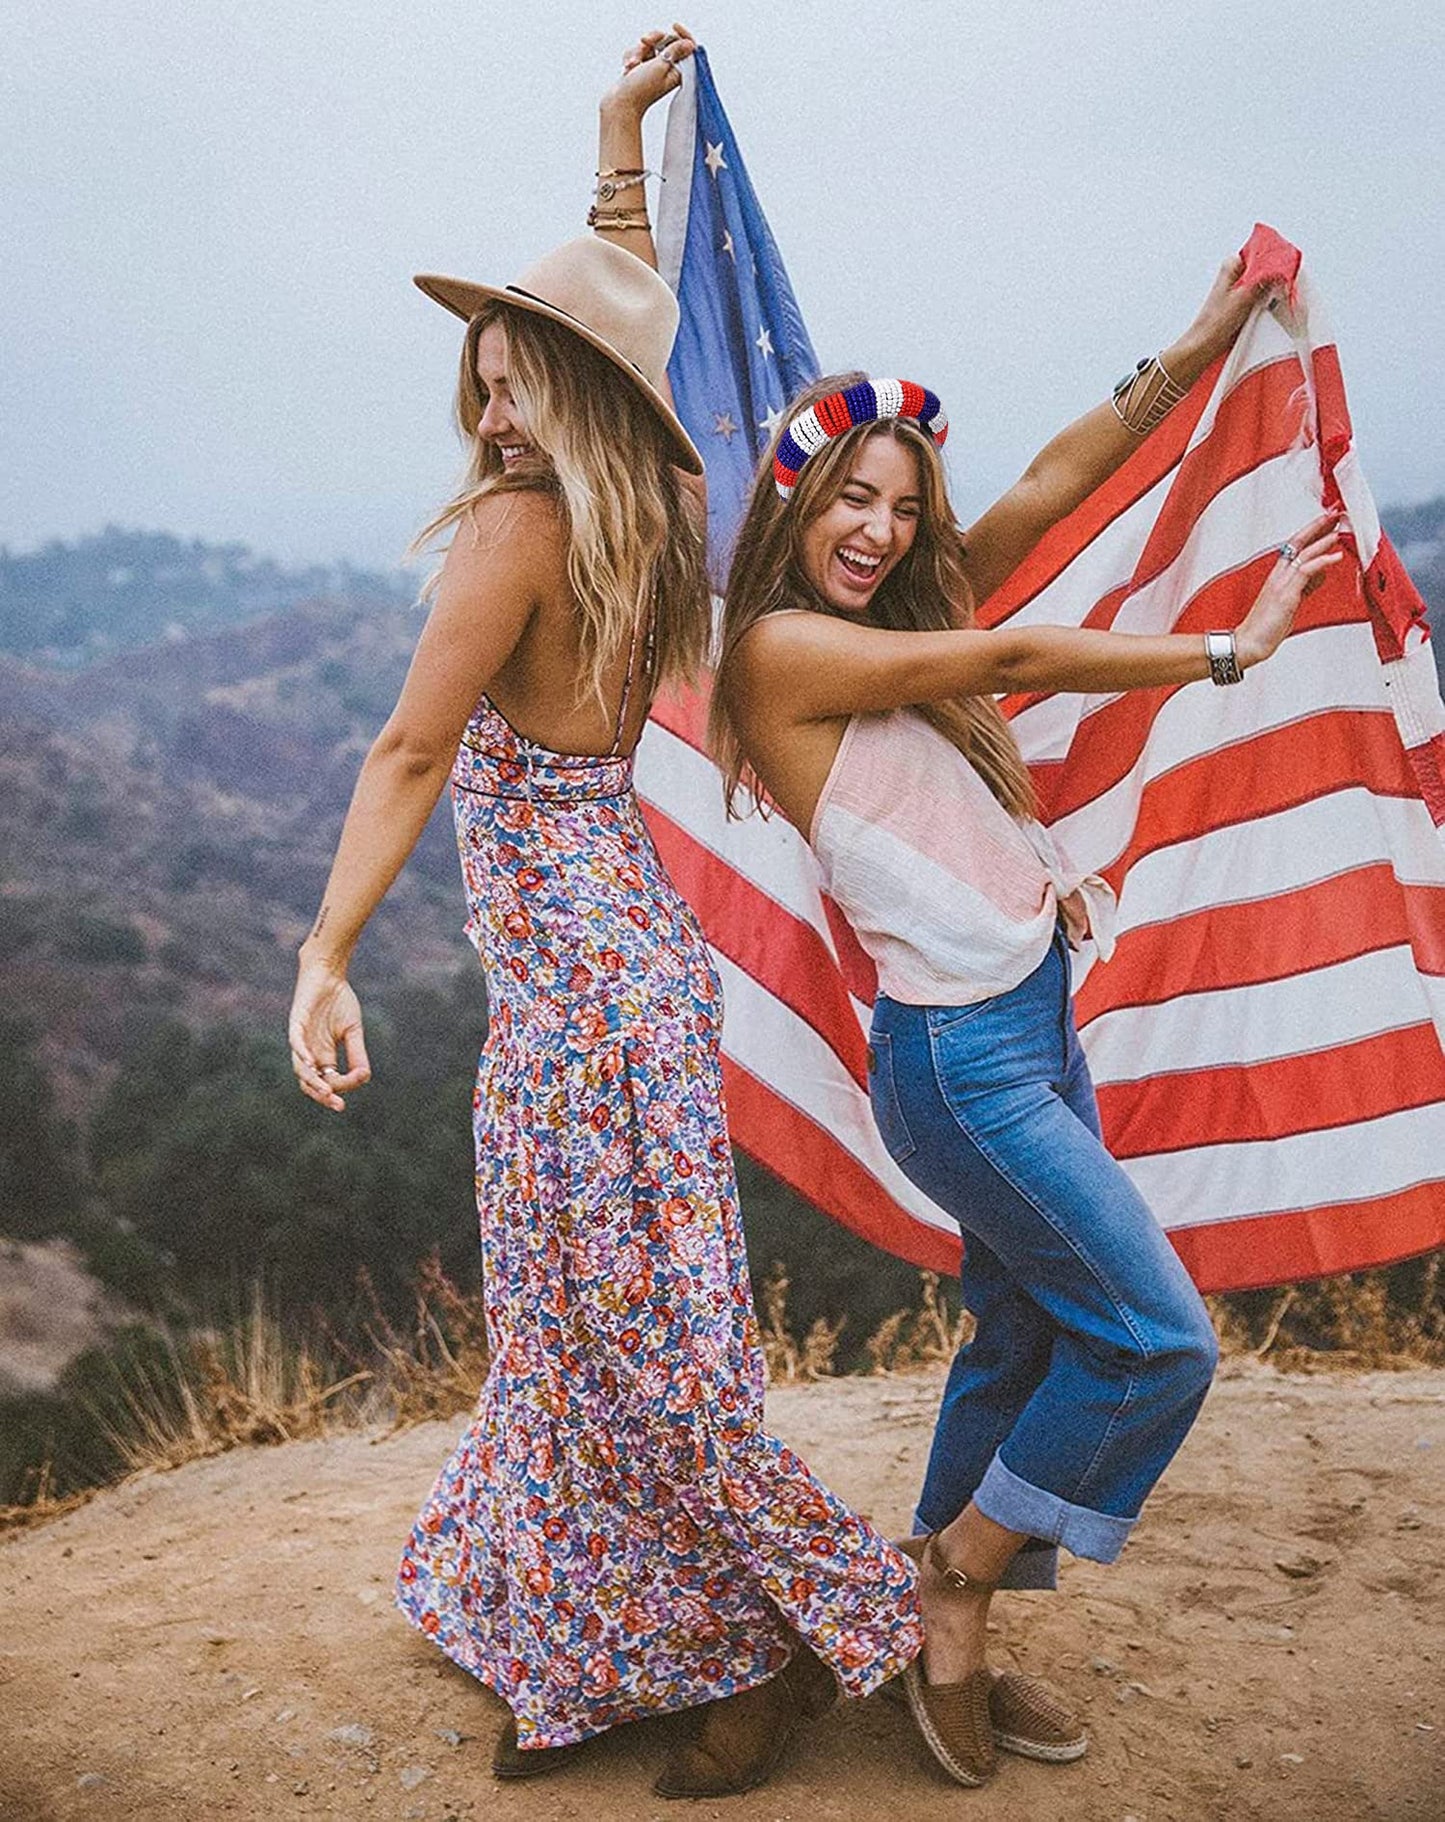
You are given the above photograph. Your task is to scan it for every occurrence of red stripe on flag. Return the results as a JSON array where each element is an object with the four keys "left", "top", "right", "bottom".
[
  {"left": 721, "top": 1057, "right": 961, "bottom": 1274},
  {"left": 641, "top": 801, "right": 870, "bottom": 1081},
  {"left": 1016, "top": 571, "right": 1365, "bottom": 813},
  {"left": 1311, "top": 341, "right": 1352, "bottom": 474},
  {"left": 1408, "top": 731, "right": 1445, "bottom": 828},
  {"left": 1169, "top": 1181, "right": 1445, "bottom": 1295},
  {"left": 978, "top": 352, "right": 1310, "bottom": 631},
  {"left": 1075, "top": 869, "right": 1445, "bottom": 1029},
  {"left": 977, "top": 356, "right": 1223, "bottom": 628},
  {"left": 1097, "top": 1022, "right": 1445, "bottom": 1159},
  {"left": 651, "top": 678, "right": 713, "bottom": 753},
  {"left": 1101, "top": 708, "right": 1421, "bottom": 891}
]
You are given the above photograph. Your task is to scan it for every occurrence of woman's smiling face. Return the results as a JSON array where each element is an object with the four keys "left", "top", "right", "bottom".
[
  {"left": 472, "top": 319, "right": 537, "bottom": 469},
  {"left": 796, "top": 430, "right": 923, "bottom": 614}
]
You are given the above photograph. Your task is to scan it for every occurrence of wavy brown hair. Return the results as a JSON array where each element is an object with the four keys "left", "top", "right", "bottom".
[
  {"left": 411, "top": 301, "right": 709, "bottom": 702},
  {"left": 711, "top": 372, "right": 1038, "bottom": 821}
]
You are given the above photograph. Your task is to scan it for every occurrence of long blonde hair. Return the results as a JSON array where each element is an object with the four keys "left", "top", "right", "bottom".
[
  {"left": 711, "top": 372, "right": 1038, "bottom": 821},
  {"left": 412, "top": 302, "right": 709, "bottom": 700}
]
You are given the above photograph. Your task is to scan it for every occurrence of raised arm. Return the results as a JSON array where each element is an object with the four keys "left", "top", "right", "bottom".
[
  {"left": 593, "top": 25, "right": 707, "bottom": 516},
  {"left": 289, "top": 493, "right": 556, "bottom": 1108},
  {"left": 959, "top": 257, "right": 1276, "bottom": 604},
  {"left": 734, "top": 510, "right": 1341, "bottom": 724},
  {"left": 592, "top": 26, "right": 696, "bottom": 273}
]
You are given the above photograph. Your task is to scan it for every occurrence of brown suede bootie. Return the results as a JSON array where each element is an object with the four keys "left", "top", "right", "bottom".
[
  {"left": 491, "top": 1715, "right": 587, "bottom": 1780},
  {"left": 653, "top": 1644, "right": 839, "bottom": 1798}
]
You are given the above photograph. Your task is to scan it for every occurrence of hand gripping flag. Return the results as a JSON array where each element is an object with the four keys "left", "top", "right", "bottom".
[{"left": 639, "top": 51, "right": 1445, "bottom": 1292}]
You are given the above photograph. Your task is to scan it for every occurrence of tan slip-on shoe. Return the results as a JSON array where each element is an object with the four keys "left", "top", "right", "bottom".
[
  {"left": 901, "top": 1657, "right": 997, "bottom": 1787},
  {"left": 990, "top": 1668, "right": 1088, "bottom": 1762}
]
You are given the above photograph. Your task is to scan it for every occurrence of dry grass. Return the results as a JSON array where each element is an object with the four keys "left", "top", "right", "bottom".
[
  {"left": 96, "top": 1298, "right": 370, "bottom": 1476},
  {"left": 0, "top": 1459, "right": 96, "bottom": 1533},
  {"left": 1209, "top": 1254, "right": 1444, "bottom": 1369},
  {"left": 863, "top": 1272, "right": 974, "bottom": 1374},
  {"left": 759, "top": 1265, "right": 845, "bottom": 1382},
  {"left": 0, "top": 1266, "right": 479, "bottom": 1534},
  {"left": 347, "top": 1252, "right": 491, "bottom": 1430},
  {"left": 3, "top": 1250, "right": 1440, "bottom": 1533},
  {"left": 758, "top": 1266, "right": 974, "bottom": 1384}
]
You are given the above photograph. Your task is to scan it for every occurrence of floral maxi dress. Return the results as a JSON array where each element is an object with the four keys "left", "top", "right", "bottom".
[{"left": 395, "top": 695, "right": 922, "bottom": 1748}]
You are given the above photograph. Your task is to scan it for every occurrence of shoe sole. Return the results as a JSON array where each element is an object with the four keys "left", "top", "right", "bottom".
[
  {"left": 994, "top": 1729, "right": 1089, "bottom": 1763},
  {"left": 901, "top": 1660, "right": 992, "bottom": 1788}
]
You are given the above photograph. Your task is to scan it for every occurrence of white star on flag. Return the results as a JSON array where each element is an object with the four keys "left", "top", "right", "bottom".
[
  {"left": 704, "top": 141, "right": 727, "bottom": 178},
  {"left": 713, "top": 411, "right": 739, "bottom": 442},
  {"left": 721, "top": 230, "right": 735, "bottom": 261},
  {"left": 755, "top": 326, "right": 774, "bottom": 360},
  {"left": 758, "top": 405, "right": 785, "bottom": 439}
]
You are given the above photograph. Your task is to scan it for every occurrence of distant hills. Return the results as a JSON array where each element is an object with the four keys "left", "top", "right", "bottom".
[
  {"left": 0, "top": 527, "right": 412, "bottom": 667},
  {"left": 0, "top": 578, "right": 459, "bottom": 1117}
]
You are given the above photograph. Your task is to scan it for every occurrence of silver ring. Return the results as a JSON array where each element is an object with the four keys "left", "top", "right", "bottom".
[{"left": 1278, "top": 541, "right": 1299, "bottom": 564}]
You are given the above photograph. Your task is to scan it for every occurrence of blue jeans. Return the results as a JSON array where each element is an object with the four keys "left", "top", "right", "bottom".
[{"left": 868, "top": 925, "right": 1218, "bottom": 1588}]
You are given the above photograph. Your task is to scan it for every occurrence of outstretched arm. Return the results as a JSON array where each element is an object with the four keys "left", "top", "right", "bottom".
[
  {"left": 593, "top": 25, "right": 706, "bottom": 506},
  {"left": 735, "top": 511, "right": 1341, "bottom": 723},
  {"left": 960, "top": 256, "right": 1275, "bottom": 603}
]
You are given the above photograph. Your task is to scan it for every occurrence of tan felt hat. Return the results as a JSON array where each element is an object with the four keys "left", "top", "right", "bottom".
[{"left": 414, "top": 236, "right": 703, "bottom": 474}]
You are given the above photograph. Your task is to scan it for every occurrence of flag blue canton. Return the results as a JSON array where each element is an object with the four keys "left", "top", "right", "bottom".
[{"left": 658, "top": 47, "right": 820, "bottom": 579}]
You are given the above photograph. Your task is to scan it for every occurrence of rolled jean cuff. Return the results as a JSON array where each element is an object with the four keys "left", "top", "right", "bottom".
[{"left": 974, "top": 1453, "right": 1136, "bottom": 1565}]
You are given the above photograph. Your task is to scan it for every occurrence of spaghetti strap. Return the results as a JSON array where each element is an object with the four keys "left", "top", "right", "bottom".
[{"left": 608, "top": 601, "right": 656, "bottom": 758}]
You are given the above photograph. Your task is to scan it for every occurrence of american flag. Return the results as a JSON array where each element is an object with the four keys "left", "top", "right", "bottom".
[{"left": 640, "top": 52, "right": 1445, "bottom": 1292}]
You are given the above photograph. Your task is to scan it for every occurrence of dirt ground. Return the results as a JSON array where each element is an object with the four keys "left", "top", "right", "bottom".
[{"left": 1, "top": 1360, "right": 1440, "bottom": 1822}]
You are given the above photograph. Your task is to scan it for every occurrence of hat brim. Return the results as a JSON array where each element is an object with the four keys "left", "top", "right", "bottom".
[{"left": 414, "top": 273, "right": 704, "bottom": 476}]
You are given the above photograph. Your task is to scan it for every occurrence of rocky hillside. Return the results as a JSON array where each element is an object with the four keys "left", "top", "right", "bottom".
[{"left": 0, "top": 587, "right": 462, "bottom": 1113}]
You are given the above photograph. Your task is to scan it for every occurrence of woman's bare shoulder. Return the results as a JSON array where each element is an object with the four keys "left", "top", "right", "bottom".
[
  {"left": 733, "top": 608, "right": 866, "bottom": 673},
  {"left": 438, "top": 489, "right": 567, "bottom": 591}
]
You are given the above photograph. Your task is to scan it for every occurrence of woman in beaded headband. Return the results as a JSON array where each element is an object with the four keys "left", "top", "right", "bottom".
[{"left": 711, "top": 274, "right": 1342, "bottom": 1788}]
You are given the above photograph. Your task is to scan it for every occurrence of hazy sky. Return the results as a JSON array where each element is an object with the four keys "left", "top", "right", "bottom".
[{"left": 4, "top": 0, "right": 1442, "bottom": 568}]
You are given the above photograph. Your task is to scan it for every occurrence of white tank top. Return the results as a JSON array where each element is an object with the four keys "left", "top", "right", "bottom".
[{"left": 809, "top": 709, "right": 1116, "bottom": 1007}]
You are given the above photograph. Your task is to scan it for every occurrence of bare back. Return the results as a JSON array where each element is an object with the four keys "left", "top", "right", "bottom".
[{"left": 482, "top": 495, "right": 654, "bottom": 758}]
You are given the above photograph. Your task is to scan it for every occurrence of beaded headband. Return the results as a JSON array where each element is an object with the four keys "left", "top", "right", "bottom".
[{"left": 773, "top": 379, "right": 949, "bottom": 499}]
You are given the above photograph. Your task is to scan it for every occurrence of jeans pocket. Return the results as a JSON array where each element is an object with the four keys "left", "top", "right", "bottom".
[
  {"left": 926, "top": 997, "right": 995, "bottom": 1036},
  {"left": 868, "top": 1031, "right": 917, "bottom": 1164}
]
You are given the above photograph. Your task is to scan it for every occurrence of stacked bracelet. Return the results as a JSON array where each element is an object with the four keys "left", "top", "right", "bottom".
[
  {"left": 1204, "top": 630, "right": 1243, "bottom": 686},
  {"left": 587, "top": 205, "right": 652, "bottom": 231},
  {"left": 1111, "top": 353, "right": 1187, "bottom": 436},
  {"left": 595, "top": 167, "right": 656, "bottom": 203},
  {"left": 588, "top": 167, "right": 658, "bottom": 233}
]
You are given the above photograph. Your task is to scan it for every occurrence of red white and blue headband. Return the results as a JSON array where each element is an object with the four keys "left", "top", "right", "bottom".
[{"left": 773, "top": 379, "right": 949, "bottom": 500}]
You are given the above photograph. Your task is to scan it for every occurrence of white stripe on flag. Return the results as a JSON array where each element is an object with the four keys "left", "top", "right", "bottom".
[
  {"left": 1099, "top": 789, "right": 1445, "bottom": 933},
  {"left": 712, "top": 952, "right": 954, "bottom": 1238},
  {"left": 1082, "top": 944, "right": 1439, "bottom": 1084},
  {"left": 1125, "top": 1100, "right": 1445, "bottom": 1230}
]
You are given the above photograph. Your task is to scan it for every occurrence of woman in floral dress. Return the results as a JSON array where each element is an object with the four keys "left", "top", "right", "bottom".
[{"left": 287, "top": 29, "right": 921, "bottom": 1796}]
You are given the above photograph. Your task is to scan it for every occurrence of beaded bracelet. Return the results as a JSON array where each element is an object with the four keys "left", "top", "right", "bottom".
[{"left": 594, "top": 168, "right": 659, "bottom": 204}]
